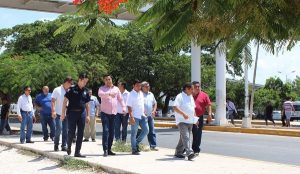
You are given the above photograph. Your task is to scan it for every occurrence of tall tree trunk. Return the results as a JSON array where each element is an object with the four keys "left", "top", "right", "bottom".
[{"left": 249, "top": 41, "right": 260, "bottom": 119}]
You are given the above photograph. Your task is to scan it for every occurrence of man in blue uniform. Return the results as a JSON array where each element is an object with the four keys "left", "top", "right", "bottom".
[{"left": 61, "top": 73, "right": 90, "bottom": 158}]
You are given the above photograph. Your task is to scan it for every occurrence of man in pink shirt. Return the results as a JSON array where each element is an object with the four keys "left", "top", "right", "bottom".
[
  {"left": 192, "top": 81, "right": 212, "bottom": 156},
  {"left": 98, "top": 74, "right": 126, "bottom": 157}
]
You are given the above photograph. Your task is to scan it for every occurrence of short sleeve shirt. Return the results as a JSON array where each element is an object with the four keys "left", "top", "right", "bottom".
[
  {"left": 65, "top": 85, "right": 90, "bottom": 111},
  {"left": 143, "top": 92, "right": 157, "bottom": 116},
  {"left": 194, "top": 91, "right": 211, "bottom": 116},
  {"left": 89, "top": 95, "right": 100, "bottom": 117},
  {"left": 52, "top": 85, "right": 67, "bottom": 115},
  {"left": 127, "top": 90, "right": 145, "bottom": 119},
  {"left": 174, "top": 92, "right": 196, "bottom": 125}
]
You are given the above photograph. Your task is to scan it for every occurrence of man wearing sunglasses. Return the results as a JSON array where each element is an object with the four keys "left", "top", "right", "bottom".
[{"left": 17, "top": 86, "right": 35, "bottom": 144}]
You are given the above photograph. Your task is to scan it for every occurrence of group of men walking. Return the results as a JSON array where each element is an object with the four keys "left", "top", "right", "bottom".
[{"left": 15, "top": 74, "right": 162, "bottom": 157}]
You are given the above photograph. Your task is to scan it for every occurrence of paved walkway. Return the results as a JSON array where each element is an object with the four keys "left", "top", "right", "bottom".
[{"left": 0, "top": 135, "right": 299, "bottom": 174}]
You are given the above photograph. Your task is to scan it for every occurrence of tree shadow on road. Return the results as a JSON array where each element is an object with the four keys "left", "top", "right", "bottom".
[{"left": 28, "top": 156, "right": 44, "bottom": 162}]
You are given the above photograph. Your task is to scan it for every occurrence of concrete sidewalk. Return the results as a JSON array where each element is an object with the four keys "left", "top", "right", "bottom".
[{"left": 0, "top": 135, "right": 299, "bottom": 174}]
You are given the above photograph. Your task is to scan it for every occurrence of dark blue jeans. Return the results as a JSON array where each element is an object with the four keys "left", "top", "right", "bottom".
[
  {"left": 67, "top": 110, "right": 85, "bottom": 154},
  {"left": 0, "top": 118, "right": 11, "bottom": 133},
  {"left": 101, "top": 112, "right": 115, "bottom": 151},
  {"left": 20, "top": 111, "right": 33, "bottom": 143},
  {"left": 147, "top": 116, "right": 157, "bottom": 148},
  {"left": 192, "top": 116, "right": 204, "bottom": 153},
  {"left": 54, "top": 114, "right": 68, "bottom": 148},
  {"left": 40, "top": 113, "right": 55, "bottom": 140},
  {"left": 114, "top": 113, "right": 129, "bottom": 141}
]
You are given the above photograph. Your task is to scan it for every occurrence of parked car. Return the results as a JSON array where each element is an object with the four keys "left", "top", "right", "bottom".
[
  {"left": 272, "top": 110, "right": 281, "bottom": 120},
  {"left": 10, "top": 103, "right": 18, "bottom": 114},
  {"left": 291, "top": 101, "right": 300, "bottom": 121}
]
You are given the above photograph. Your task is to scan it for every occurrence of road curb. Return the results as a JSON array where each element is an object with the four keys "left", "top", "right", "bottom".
[
  {"left": 94, "top": 119, "right": 300, "bottom": 137},
  {"left": 0, "top": 139, "right": 135, "bottom": 174}
]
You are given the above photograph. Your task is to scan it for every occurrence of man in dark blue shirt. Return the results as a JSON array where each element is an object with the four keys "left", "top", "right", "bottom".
[
  {"left": 61, "top": 73, "right": 90, "bottom": 158},
  {"left": 35, "top": 86, "right": 55, "bottom": 141}
]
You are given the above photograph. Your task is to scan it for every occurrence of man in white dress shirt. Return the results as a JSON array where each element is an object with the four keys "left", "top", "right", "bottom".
[{"left": 17, "top": 86, "right": 35, "bottom": 144}]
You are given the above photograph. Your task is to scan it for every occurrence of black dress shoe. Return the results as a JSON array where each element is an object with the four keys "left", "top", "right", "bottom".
[
  {"left": 67, "top": 147, "right": 71, "bottom": 155},
  {"left": 26, "top": 141, "right": 34, "bottom": 143},
  {"left": 108, "top": 150, "right": 116, "bottom": 155},
  {"left": 83, "top": 139, "right": 89, "bottom": 142},
  {"left": 92, "top": 139, "right": 96, "bottom": 142},
  {"left": 61, "top": 147, "right": 67, "bottom": 151},
  {"left": 74, "top": 153, "right": 86, "bottom": 158},
  {"left": 54, "top": 145, "right": 58, "bottom": 151},
  {"left": 103, "top": 150, "right": 108, "bottom": 157},
  {"left": 132, "top": 151, "right": 140, "bottom": 155}
]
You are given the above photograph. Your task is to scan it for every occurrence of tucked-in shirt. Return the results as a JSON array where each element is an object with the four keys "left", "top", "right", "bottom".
[
  {"left": 65, "top": 85, "right": 90, "bottom": 112},
  {"left": 1, "top": 103, "right": 10, "bottom": 119},
  {"left": 143, "top": 91, "right": 157, "bottom": 116},
  {"left": 127, "top": 90, "right": 145, "bottom": 119},
  {"left": 117, "top": 90, "right": 129, "bottom": 114},
  {"left": 283, "top": 101, "right": 294, "bottom": 112},
  {"left": 17, "top": 94, "right": 34, "bottom": 116},
  {"left": 226, "top": 101, "right": 237, "bottom": 112},
  {"left": 35, "top": 93, "right": 52, "bottom": 115},
  {"left": 89, "top": 95, "right": 100, "bottom": 117},
  {"left": 98, "top": 85, "right": 125, "bottom": 115},
  {"left": 193, "top": 91, "right": 211, "bottom": 116},
  {"left": 52, "top": 85, "right": 67, "bottom": 115},
  {"left": 174, "top": 92, "right": 197, "bottom": 125}
]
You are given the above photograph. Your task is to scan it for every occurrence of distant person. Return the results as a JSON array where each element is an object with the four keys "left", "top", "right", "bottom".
[
  {"left": 173, "top": 82, "right": 197, "bottom": 161},
  {"left": 98, "top": 74, "right": 126, "bottom": 157},
  {"left": 17, "top": 86, "right": 35, "bottom": 144},
  {"left": 226, "top": 98, "right": 237, "bottom": 125},
  {"left": 52, "top": 76, "right": 73, "bottom": 151},
  {"left": 192, "top": 81, "right": 212, "bottom": 155},
  {"left": 127, "top": 80, "right": 149, "bottom": 155},
  {"left": 282, "top": 96, "right": 295, "bottom": 127},
  {"left": 281, "top": 109, "right": 286, "bottom": 127},
  {"left": 0, "top": 98, "right": 12, "bottom": 135},
  {"left": 114, "top": 82, "right": 130, "bottom": 143},
  {"left": 141, "top": 81, "right": 158, "bottom": 151},
  {"left": 264, "top": 101, "right": 275, "bottom": 126},
  {"left": 62, "top": 73, "right": 90, "bottom": 158},
  {"left": 35, "top": 86, "right": 55, "bottom": 141},
  {"left": 83, "top": 89, "right": 100, "bottom": 142}
]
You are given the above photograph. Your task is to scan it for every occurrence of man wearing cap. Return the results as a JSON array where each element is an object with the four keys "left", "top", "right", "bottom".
[
  {"left": 62, "top": 73, "right": 90, "bottom": 158},
  {"left": 17, "top": 86, "right": 35, "bottom": 144},
  {"left": 35, "top": 86, "right": 55, "bottom": 141},
  {"left": 51, "top": 76, "right": 73, "bottom": 151},
  {"left": 141, "top": 81, "right": 158, "bottom": 151}
]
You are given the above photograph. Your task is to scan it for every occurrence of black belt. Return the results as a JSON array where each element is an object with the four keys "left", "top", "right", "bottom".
[{"left": 69, "top": 109, "right": 82, "bottom": 112}]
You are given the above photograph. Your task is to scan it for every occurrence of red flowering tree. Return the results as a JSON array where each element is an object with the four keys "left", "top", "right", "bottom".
[{"left": 73, "top": 0, "right": 128, "bottom": 14}]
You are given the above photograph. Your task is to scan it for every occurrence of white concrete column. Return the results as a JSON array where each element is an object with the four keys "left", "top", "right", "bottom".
[
  {"left": 214, "top": 42, "right": 227, "bottom": 126},
  {"left": 191, "top": 42, "right": 201, "bottom": 83},
  {"left": 242, "top": 49, "right": 252, "bottom": 128}
]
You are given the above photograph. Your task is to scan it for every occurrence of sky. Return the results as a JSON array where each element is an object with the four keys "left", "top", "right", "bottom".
[{"left": 1, "top": 7, "right": 300, "bottom": 85}]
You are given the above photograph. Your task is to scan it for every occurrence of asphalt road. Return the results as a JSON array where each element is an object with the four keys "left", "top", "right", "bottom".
[{"left": 9, "top": 122, "right": 300, "bottom": 166}]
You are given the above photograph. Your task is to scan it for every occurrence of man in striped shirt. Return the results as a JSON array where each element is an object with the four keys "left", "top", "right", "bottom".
[{"left": 282, "top": 96, "right": 295, "bottom": 127}]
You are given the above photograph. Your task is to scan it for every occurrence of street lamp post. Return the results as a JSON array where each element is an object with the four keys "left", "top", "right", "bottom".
[{"left": 278, "top": 70, "right": 296, "bottom": 82}]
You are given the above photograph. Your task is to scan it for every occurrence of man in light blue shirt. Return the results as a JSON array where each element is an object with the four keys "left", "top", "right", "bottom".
[
  {"left": 141, "top": 81, "right": 158, "bottom": 151},
  {"left": 84, "top": 89, "right": 100, "bottom": 142}
]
